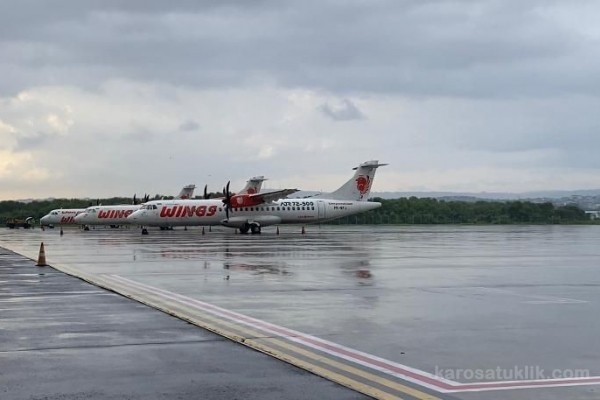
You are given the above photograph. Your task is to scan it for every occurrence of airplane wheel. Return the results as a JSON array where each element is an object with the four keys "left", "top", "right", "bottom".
[
  {"left": 239, "top": 224, "right": 250, "bottom": 234},
  {"left": 84, "top": 226, "right": 90, "bottom": 231},
  {"left": 142, "top": 228, "right": 149, "bottom": 235},
  {"left": 250, "top": 224, "right": 261, "bottom": 234}
]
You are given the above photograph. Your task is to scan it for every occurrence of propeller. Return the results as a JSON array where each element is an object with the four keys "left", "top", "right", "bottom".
[
  {"left": 222, "top": 181, "right": 231, "bottom": 219},
  {"left": 203, "top": 184, "right": 210, "bottom": 199}
]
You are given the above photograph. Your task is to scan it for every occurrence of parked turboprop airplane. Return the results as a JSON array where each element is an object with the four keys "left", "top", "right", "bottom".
[
  {"left": 127, "top": 160, "right": 386, "bottom": 234},
  {"left": 73, "top": 184, "right": 197, "bottom": 228},
  {"left": 75, "top": 177, "right": 268, "bottom": 229},
  {"left": 40, "top": 209, "right": 86, "bottom": 226},
  {"left": 39, "top": 185, "right": 198, "bottom": 228}
]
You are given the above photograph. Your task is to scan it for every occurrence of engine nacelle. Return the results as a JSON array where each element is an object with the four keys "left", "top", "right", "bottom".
[{"left": 229, "top": 194, "right": 264, "bottom": 208}]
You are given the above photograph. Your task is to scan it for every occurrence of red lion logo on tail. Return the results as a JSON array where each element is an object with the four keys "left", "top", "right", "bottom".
[{"left": 355, "top": 175, "right": 371, "bottom": 198}]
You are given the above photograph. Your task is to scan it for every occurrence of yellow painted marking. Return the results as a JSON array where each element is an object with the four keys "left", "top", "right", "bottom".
[
  {"left": 161, "top": 307, "right": 402, "bottom": 399},
  {"left": 46, "top": 269, "right": 440, "bottom": 400},
  {"left": 110, "top": 280, "right": 441, "bottom": 400},
  {"left": 190, "top": 309, "right": 441, "bottom": 400}
]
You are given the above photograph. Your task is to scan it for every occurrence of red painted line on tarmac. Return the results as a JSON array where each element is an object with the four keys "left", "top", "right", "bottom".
[
  {"left": 448, "top": 376, "right": 600, "bottom": 392},
  {"left": 109, "top": 275, "right": 600, "bottom": 393}
]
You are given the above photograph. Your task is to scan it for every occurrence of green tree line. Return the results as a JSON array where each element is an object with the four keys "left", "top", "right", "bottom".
[
  {"left": 1, "top": 196, "right": 593, "bottom": 226},
  {"left": 330, "top": 197, "right": 593, "bottom": 225},
  {"left": 0, "top": 193, "right": 222, "bottom": 224},
  {"left": 0, "top": 197, "right": 135, "bottom": 224}
]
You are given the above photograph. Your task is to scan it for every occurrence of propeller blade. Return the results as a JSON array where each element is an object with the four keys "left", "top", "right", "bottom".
[{"left": 222, "top": 181, "right": 232, "bottom": 219}]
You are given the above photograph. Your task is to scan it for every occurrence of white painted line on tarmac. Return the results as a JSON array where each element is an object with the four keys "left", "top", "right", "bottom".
[{"left": 108, "top": 275, "right": 600, "bottom": 393}]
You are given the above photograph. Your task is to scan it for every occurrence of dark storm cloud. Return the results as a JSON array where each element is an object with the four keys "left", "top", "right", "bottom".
[
  {"left": 4, "top": 0, "right": 600, "bottom": 199},
  {"left": 1, "top": 0, "right": 597, "bottom": 98},
  {"left": 13, "top": 132, "right": 51, "bottom": 151},
  {"left": 319, "top": 99, "right": 366, "bottom": 121},
  {"left": 178, "top": 120, "right": 200, "bottom": 132}
]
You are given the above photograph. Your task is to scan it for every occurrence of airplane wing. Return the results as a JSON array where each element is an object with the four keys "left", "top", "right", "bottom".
[{"left": 249, "top": 189, "right": 300, "bottom": 204}]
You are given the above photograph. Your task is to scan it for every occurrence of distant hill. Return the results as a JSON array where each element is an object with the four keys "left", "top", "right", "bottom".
[
  {"left": 370, "top": 191, "right": 600, "bottom": 211},
  {"left": 371, "top": 189, "right": 600, "bottom": 200},
  {"left": 290, "top": 189, "right": 600, "bottom": 211},
  {"left": 10, "top": 189, "right": 600, "bottom": 210}
]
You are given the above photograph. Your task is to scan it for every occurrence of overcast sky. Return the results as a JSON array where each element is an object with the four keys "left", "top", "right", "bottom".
[{"left": 2, "top": 0, "right": 600, "bottom": 200}]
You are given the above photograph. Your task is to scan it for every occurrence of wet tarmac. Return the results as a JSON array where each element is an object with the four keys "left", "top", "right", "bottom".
[
  {"left": 2, "top": 224, "right": 600, "bottom": 399},
  {"left": 0, "top": 245, "right": 370, "bottom": 400}
]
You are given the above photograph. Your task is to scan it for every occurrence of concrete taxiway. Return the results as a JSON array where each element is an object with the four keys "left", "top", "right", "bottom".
[
  {"left": 0, "top": 246, "right": 371, "bottom": 400},
  {"left": 2, "top": 224, "right": 600, "bottom": 399}
]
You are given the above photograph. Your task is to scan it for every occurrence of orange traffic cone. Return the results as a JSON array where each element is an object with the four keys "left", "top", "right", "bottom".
[{"left": 36, "top": 242, "right": 47, "bottom": 266}]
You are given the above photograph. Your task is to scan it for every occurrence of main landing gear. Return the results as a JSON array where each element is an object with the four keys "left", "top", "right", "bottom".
[{"left": 239, "top": 223, "right": 261, "bottom": 234}]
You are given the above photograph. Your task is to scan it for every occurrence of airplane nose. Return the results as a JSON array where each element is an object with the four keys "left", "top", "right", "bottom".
[{"left": 74, "top": 214, "right": 85, "bottom": 223}]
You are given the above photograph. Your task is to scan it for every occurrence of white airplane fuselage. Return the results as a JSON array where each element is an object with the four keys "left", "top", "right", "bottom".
[
  {"left": 74, "top": 205, "right": 141, "bottom": 226},
  {"left": 127, "top": 198, "right": 381, "bottom": 228},
  {"left": 40, "top": 209, "right": 86, "bottom": 226}
]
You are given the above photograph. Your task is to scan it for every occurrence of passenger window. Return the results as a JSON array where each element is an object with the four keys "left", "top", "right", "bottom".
[{"left": 277, "top": 207, "right": 280, "bottom": 211}]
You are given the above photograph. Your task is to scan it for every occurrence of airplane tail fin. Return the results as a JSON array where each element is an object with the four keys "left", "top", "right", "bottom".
[
  {"left": 314, "top": 160, "right": 387, "bottom": 201},
  {"left": 176, "top": 184, "right": 196, "bottom": 199},
  {"left": 239, "top": 176, "right": 267, "bottom": 195}
]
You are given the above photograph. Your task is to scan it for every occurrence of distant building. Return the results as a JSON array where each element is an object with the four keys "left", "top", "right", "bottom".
[{"left": 585, "top": 211, "right": 600, "bottom": 219}]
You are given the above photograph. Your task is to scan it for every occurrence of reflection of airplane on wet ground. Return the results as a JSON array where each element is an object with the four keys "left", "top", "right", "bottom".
[
  {"left": 74, "top": 185, "right": 196, "bottom": 229},
  {"left": 128, "top": 160, "right": 386, "bottom": 234}
]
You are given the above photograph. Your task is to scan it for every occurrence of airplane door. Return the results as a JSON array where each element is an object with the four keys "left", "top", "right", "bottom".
[{"left": 317, "top": 201, "right": 326, "bottom": 219}]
